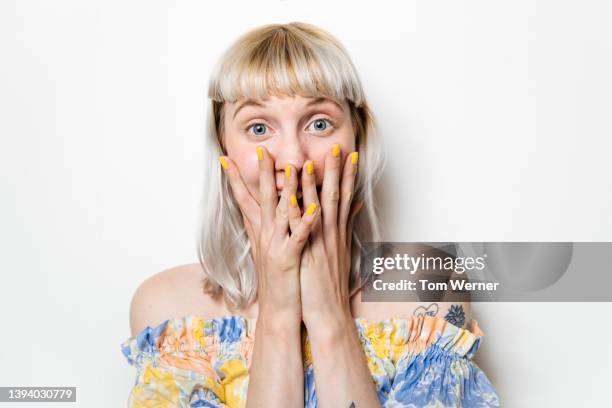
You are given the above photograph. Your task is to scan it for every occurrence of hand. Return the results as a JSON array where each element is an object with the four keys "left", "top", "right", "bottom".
[
  {"left": 285, "top": 146, "right": 380, "bottom": 408},
  {"left": 286, "top": 144, "right": 363, "bottom": 335},
  {"left": 219, "top": 147, "right": 320, "bottom": 325}
]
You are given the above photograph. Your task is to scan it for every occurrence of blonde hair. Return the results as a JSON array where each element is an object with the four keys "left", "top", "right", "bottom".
[{"left": 197, "top": 22, "right": 387, "bottom": 310}]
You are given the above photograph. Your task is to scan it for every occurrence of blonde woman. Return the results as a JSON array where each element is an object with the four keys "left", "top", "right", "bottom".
[{"left": 121, "top": 22, "right": 500, "bottom": 408}]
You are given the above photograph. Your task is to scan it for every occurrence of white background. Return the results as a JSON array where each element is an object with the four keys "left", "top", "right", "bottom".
[{"left": 1, "top": 0, "right": 611, "bottom": 406}]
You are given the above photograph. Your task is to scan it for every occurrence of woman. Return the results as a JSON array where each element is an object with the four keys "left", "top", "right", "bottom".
[{"left": 121, "top": 22, "right": 500, "bottom": 407}]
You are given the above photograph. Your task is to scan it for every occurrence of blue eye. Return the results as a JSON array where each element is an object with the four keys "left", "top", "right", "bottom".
[
  {"left": 248, "top": 123, "right": 267, "bottom": 136},
  {"left": 309, "top": 118, "right": 333, "bottom": 132}
]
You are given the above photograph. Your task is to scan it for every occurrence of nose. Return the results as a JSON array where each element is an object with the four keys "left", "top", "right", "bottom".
[{"left": 274, "top": 134, "right": 307, "bottom": 190}]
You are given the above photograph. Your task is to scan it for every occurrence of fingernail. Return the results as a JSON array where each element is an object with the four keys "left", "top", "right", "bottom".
[
  {"left": 351, "top": 151, "right": 359, "bottom": 165},
  {"left": 306, "top": 161, "right": 314, "bottom": 175},
  {"left": 290, "top": 194, "right": 298, "bottom": 208},
  {"left": 219, "top": 156, "right": 228, "bottom": 170},
  {"left": 256, "top": 146, "right": 264, "bottom": 161},
  {"left": 285, "top": 164, "right": 291, "bottom": 179},
  {"left": 306, "top": 202, "right": 317, "bottom": 215},
  {"left": 332, "top": 143, "right": 340, "bottom": 157}
]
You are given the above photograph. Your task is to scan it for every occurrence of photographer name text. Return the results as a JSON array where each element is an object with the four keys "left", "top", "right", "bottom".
[{"left": 372, "top": 279, "right": 500, "bottom": 291}]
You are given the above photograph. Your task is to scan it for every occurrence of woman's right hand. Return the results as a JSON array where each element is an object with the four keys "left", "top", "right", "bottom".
[
  {"left": 219, "top": 146, "right": 320, "bottom": 326},
  {"left": 221, "top": 146, "right": 317, "bottom": 408}
]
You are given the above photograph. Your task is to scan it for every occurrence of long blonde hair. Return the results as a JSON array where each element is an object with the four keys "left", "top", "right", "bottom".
[{"left": 197, "top": 22, "right": 387, "bottom": 310}]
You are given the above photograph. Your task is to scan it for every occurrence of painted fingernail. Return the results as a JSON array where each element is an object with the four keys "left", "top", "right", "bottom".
[
  {"left": 219, "top": 156, "right": 228, "bottom": 170},
  {"left": 332, "top": 143, "right": 340, "bottom": 157},
  {"left": 306, "top": 161, "right": 314, "bottom": 175},
  {"left": 306, "top": 202, "right": 317, "bottom": 215},
  {"left": 285, "top": 164, "right": 291, "bottom": 179},
  {"left": 290, "top": 194, "right": 298, "bottom": 208},
  {"left": 351, "top": 151, "right": 359, "bottom": 165},
  {"left": 256, "top": 146, "right": 264, "bottom": 161}
]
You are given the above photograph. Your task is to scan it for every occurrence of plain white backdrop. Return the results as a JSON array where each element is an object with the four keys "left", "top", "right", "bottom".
[{"left": 1, "top": 0, "right": 611, "bottom": 406}]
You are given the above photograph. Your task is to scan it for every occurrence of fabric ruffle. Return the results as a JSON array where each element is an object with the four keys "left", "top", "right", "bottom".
[
  {"left": 349, "top": 316, "right": 498, "bottom": 407},
  {"left": 121, "top": 315, "right": 499, "bottom": 407},
  {"left": 122, "top": 315, "right": 480, "bottom": 365}
]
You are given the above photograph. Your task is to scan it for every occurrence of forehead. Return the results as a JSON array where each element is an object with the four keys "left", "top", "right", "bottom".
[{"left": 228, "top": 95, "right": 348, "bottom": 120}]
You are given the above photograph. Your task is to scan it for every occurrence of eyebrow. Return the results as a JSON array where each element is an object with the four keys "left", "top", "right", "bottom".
[
  {"left": 308, "top": 97, "right": 344, "bottom": 112},
  {"left": 233, "top": 100, "right": 264, "bottom": 119},
  {"left": 232, "top": 97, "right": 343, "bottom": 119}
]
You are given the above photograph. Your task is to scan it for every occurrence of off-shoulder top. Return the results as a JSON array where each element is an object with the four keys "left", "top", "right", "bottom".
[{"left": 121, "top": 315, "right": 500, "bottom": 407}]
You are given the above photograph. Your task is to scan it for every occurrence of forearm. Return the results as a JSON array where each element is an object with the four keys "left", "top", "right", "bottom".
[
  {"left": 246, "top": 313, "right": 304, "bottom": 408},
  {"left": 307, "top": 314, "right": 382, "bottom": 408}
]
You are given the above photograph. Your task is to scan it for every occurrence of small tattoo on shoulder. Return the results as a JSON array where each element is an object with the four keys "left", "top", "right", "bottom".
[
  {"left": 413, "top": 303, "right": 439, "bottom": 317},
  {"left": 444, "top": 304, "right": 466, "bottom": 328}
]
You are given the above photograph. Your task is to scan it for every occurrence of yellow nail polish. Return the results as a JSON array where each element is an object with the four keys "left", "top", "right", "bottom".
[
  {"left": 306, "top": 161, "right": 314, "bottom": 175},
  {"left": 351, "top": 151, "right": 359, "bottom": 165},
  {"left": 332, "top": 144, "right": 340, "bottom": 157},
  {"left": 285, "top": 164, "right": 291, "bottom": 178},
  {"left": 256, "top": 146, "right": 263, "bottom": 161},
  {"left": 290, "top": 194, "right": 298, "bottom": 208},
  {"left": 306, "top": 202, "right": 317, "bottom": 215},
  {"left": 219, "top": 156, "right": 228, "bottom": 170}
]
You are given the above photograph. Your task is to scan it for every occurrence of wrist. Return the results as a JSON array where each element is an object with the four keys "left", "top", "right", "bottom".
[
  {"left": 306, "top": 317, "right": 361, "bottom": 363},
  {"left": 256, "top": 308, "right": 302, "bottom": 335},
  {"left": 303, "top": 307, "right": 354, "bottom": 343}
]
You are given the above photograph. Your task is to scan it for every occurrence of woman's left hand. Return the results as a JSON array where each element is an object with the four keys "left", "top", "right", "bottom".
[
  {"left": 287, "top": 144, "right": 362, "bottom": 336},
  {"left": 285, "top": 144, "right": 383, "bottom": 408}
]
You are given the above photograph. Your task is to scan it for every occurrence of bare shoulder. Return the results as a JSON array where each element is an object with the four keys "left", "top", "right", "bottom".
[{"left": 129, "top": 263, "right": 226, "bottom": 336}]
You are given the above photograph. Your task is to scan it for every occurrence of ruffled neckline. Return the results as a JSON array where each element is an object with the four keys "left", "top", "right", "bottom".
[{"left": 122, "top": 314, "right": 486, "bottom": 367}]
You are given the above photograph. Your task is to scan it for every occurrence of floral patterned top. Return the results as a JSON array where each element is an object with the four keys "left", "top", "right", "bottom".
[{"left": 121, "top": 314, "right": 500, "bottom": 407}]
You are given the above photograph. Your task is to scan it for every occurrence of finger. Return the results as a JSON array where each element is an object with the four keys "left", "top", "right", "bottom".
[
  {"left": 320, "top": 143, "right": 342, "bottom": 244},
  {"left": 284, "top": 164, "right": 301, "bottom": 235},
  {"left": 274, "top": 163, "right": 297, "bottom": 237},
  {"left": 346, "top": 200, "right": 364, "bottom": 251},
  {"left": 301, "top": 159, "right": 322, "bottom": 241},
  {"left": 287, "top": 199, "right": 320, "bottom": 253},
  {"left": 256, "top": 146, "right": 277, "bottom": 235},
  {"left": 219, "top": 155, "right": 260, "bottom": 231},
  {"left": 338, "top": 151, "right": 359, "bottom": 245}
]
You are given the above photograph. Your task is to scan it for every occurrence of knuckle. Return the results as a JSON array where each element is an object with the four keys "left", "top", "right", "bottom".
[{"left": 291, "top": 234, "right": 306, "bottom": 247}]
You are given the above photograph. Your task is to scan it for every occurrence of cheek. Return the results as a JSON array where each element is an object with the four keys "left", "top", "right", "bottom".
[{"left": 230, "top": 150, "right": 260, "bottom": 195}]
